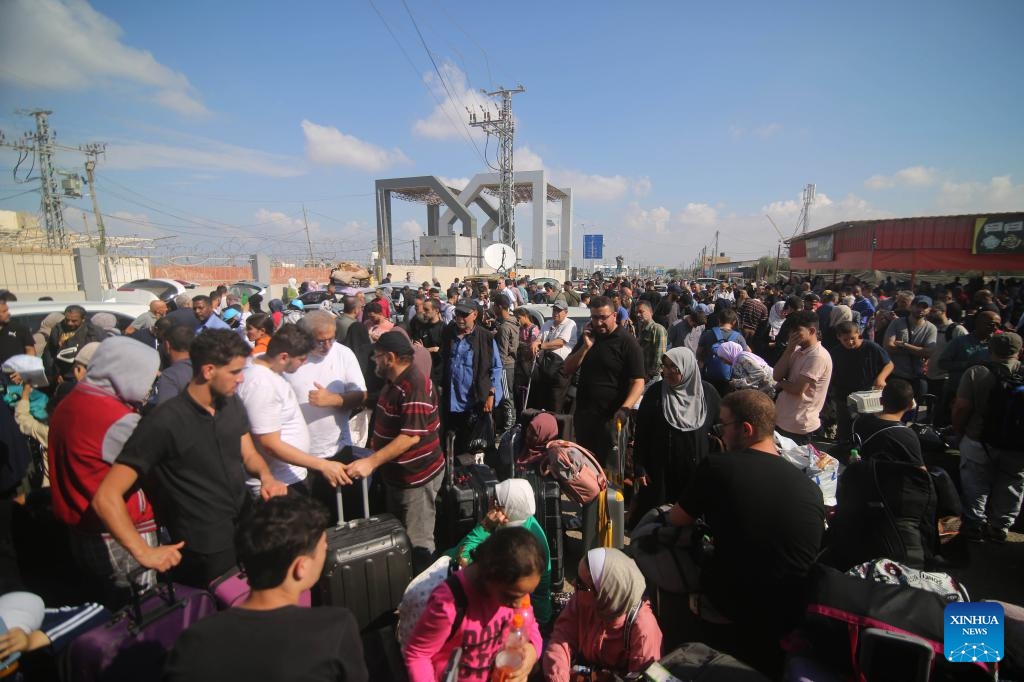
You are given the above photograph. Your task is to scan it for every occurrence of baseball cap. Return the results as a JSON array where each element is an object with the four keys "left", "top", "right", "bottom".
[
  {"left": 374, "top": 330, "right": 413, "bottom": 356},
  {"left": 912, "top": 295, "right": 933, "bottom": 307},
  {"left": 289, "top": 299, "right": 305, "bottom": 311},
  {"left": 222, "top": 308, "right": 240, "bottom": 322},
  {"left": 552, "top": 300, "right": 568, "bottom": 312},
  {"left": 989, "top": 332, "right": 1022, "bottom": 359},
  {"left": 454, "top": 301, "right": 477, "bottom": 315}
]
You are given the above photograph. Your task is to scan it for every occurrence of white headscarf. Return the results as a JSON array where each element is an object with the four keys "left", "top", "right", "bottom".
[
  {"left": 661, "top": 346, "right": 706, "bottom": 432},
  {"left": 495, "top": 479, "right": 535, "bottom": 528}
]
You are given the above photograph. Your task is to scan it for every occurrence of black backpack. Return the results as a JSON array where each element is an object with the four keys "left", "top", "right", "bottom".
[
  {"left": 979, "top": 362, "right": 1024, "bottom": 451},
  {"left": 823, "top": 458, "right": 937, "bottom": 571}
]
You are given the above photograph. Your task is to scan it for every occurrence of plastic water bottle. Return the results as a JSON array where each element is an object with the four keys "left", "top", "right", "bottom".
[
  {"left": 492, "top": 613, "right": 527, "bottom": 681},
  {"left": 848, "top": 447, "right": 861, "bottom": 463}
]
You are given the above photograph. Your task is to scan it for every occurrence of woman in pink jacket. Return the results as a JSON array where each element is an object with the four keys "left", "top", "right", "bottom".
[
  {"left": 542, "top": 548, "right": 663, "bottom": 680},
  {"left": 405, "top": 527, "right": 544, "bottom": 682}
]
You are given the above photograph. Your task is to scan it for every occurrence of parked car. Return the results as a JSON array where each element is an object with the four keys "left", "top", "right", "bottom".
[
  {"left": 8, "top": 301, "right": 151, "bottom": 335},
  {"left": 521, "top": 303, "right": 591, "bottom": 330},
  {"left": 106, "top": 278, "right": 197, "bottom": 304},
  {"left": 694, "top": 277, "right": 722, "bottom": 288},
  {"left": 228, "top": 280, "right": 268, "bottom": 301}
]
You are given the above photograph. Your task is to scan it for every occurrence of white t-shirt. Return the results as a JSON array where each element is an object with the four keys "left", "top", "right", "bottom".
[
  {"left": 285, "top": 343, "right": 367, "bottom": 459},
  {"left": 238, "top": 362, "right": 309, "bottom": 487},
  {"left": 539, "top": 318, "right": 578, "bottom": 361}
]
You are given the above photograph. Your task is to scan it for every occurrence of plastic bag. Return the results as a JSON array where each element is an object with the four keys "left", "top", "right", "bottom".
[{"left": 774, "top": 432, "right": 840, "bottom": 506}]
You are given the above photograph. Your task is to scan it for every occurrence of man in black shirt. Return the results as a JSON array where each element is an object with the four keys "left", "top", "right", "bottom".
[
  {"left": 668, "top": 390, "right": 824, "bottom": 672},
  {"left": 165, "top": 495, "right": 367, "bottom": 682},
  {"left": 93, "top": 329, "right": 288, "bottom": 587},
  {"left": 0, "top": 300, "right": 33, "bottom": 366},
  {"left": 409, "top": 297, "right": 445, "bottom": 389},
  {"left": 852, "top": 378, "right": 924, "bottom": 467},
  {"left": 563, "top": 296, "right": 645, "bottom": 466}
]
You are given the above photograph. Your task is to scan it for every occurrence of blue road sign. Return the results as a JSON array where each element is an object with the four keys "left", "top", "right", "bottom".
[{"left": 583, "top": 234, "right": 603, "bottom": 260}]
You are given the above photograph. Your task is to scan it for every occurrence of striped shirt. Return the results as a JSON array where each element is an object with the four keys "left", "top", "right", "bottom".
[{"left": 372, "top": 364, "right": 444, "bottom": 488}]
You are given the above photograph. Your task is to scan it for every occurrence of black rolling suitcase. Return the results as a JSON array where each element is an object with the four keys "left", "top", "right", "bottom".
[
  {"left": 519, "top": 469, "right": 565, "bottom": 586},
  {"left": 315, "top": 478, "right": 414, "bottom": 631},
  {"left": 435, "top": 432, "right": 498, "bottom": 553}
]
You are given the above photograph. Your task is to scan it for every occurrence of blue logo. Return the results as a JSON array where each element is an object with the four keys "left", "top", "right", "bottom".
[{"left": 944, "top": 602, "right": 1003, "bottom": 663}]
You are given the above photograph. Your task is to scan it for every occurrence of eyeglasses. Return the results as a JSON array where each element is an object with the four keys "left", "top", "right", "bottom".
[
  {"left": 314, "top": 337, "right": 334, "bottom": 346},
  {"left": 712, "top": 420, "right": 741, "bottom": 437}
]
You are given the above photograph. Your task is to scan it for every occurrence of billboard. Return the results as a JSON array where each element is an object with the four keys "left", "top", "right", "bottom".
[
  {"left": 973, "top": 215, "right": 1024, "bottom": 255},
  {"left": 806, "top": 233, "right": 835, "bottom": 262},
  {"left": 583, "top": 234, "right": 604, "bottom": 260}
]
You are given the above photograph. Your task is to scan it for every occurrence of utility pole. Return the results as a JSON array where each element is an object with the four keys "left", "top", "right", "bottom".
[
  {"left": 468, "top": 85, "right": 525, "bottom": 255},
  {"left": 31, "top": 111, "right": 69, "bottom": 249},
  {"left": 713, "top": 230, "right": 720, "bottom": 278},
  {"left": 81, "top": 144, "right": 107, "bottom": 255},
  {"left": 302, "top": 205, "right": 315, "bottom": 266},
  {"left": 800, "top": 183, "right": 816, "bottom": 234}
]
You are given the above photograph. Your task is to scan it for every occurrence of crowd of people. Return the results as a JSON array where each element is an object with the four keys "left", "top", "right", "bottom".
[{"left": 0, "top": 269, "right": 1020, "bottom": 680}]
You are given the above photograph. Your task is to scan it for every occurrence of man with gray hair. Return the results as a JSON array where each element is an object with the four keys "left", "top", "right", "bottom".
[
  {"left": 286, "top": 311, "right": 367, "bottom": 499},
  {"left": 125, "top": 299, "right": 168, "bottom": 336}
]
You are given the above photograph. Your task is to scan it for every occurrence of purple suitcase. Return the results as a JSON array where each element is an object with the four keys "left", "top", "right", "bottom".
[
  {"left": 209, "top": 568, "right": 312, "bottom": 609},
  {"left": 63, "top": 575, "right": 217, "bottom": 682}
]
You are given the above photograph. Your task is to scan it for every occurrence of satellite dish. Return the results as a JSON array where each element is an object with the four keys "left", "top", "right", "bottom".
[{"left": 483, "top": 243, "right": 517, "bottom": 272}]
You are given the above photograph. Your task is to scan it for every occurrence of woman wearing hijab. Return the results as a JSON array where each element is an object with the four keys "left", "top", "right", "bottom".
[
  {"left": 715, "top": 341, "right": 775, "bottom": 398},
  {"left": 517, "top": 411, "right": 559, "bottom": 468},
  {"left": 33, "top": 312, "right": 64, "bottom": 355},
  {"left": 267, "top": 299, "right": 284, "bottom": 330},
  {"left": 542, "top": 548, "right": 662, "bottom": 680},
  {"left": 443, "top": 478, "right": 553, "bottom": 625},
  {"left": 632, "top": 347, "right": 719, "bottom": 521},
  {"left": 824, "top": 304, "right": 853, "bottom": 351}
]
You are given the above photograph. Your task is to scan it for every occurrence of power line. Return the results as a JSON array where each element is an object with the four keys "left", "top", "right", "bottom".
[
  {"left": 368, "top": 0, "right": 487, "bottom": 163},
  {"left": 0, "top": 187, "right": 39, "bottom": 201}
]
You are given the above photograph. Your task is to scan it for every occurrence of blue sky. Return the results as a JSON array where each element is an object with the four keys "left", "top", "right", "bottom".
[{"left": 1, "top": 0, "right": 1022, "bottom": 268}]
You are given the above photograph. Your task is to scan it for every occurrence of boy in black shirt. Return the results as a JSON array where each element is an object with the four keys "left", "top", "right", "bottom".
[
  {"left": 852, "top": 378, "right": 923, "bottom": 467},
  {"left": 165, "top": 495, "right": 367, "bottom": 682}
]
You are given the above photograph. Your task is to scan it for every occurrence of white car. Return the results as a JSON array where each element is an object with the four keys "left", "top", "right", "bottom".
[
  {"left": 106, "top": 278, "right": 198, "bottom": 304},
  {"left": 8, "top": 301, "right": 151, "bottom": 334}
]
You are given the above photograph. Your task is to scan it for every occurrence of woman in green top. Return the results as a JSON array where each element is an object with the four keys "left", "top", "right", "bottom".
[{"left": 446, "top": 478, "right": 553, "bottom": 625}]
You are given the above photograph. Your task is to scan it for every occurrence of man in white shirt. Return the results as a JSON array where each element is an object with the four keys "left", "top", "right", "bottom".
[
  {"left": 287, "top": 310, "right": 367, "bottom": 472},
  {"left": 530, "top": 300, "right": 578, "bottom": 412},
  {"left": 238, "top": 324, "right": 350, "bottom": 495}
]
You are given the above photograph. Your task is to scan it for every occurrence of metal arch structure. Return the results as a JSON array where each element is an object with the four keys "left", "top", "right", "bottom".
[
  {"left": 438, "top": 170, "right": 573, "bottom": 269},
  {"left": 374, "top": 172, "right": 573, "bottom": 272},
  {"left": 374, "top": 176, "right": 475, "bottom": 264}
]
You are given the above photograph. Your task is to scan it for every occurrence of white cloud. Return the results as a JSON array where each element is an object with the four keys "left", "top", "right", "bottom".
[
  {"left": 301, "top": 120, "right": 411, "bottom": 172},
  {"left": 514, "top": 147, "right": 545, "bottom": 172},
  {"left": 938, "top": 175, "right": 1024, "bottom": 213},
  {"left": 676, "top": 203, "right": 718, "bottom": 226},
  {"left": 762, "top": 191, "right": 890, "bottom": 235},
  {"left": 105, "top": 139, "right": 305, "bottom": 178},
  {"left": 1, "top": 0, "right": 208, "bottom": 116},
  {"left": 255, "top": 209, "right": 308, "bottom": 231},
  {"left": 400, "top": 219, "right": 424, "bottom": 238},
  {"left": 412, "top": 62, "right": 489, "bottom": 141},
  {"left": 633, "top": 177, "right": 652, "bottom": 198},
  {"left": 514, "top": 146, "right": 645, "bottom": 202},
  {"left": 439, "top": 176, "right": 469, "bottom": 191},
  {"left": 865, "top": 165, "right": 937, "bottom": 189},
  {"left": 625, "top": 202, "right": 672, "bottom": 234}
]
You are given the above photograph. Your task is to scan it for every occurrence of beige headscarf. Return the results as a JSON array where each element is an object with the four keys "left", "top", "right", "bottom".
[
  {"left": 33, "top": 312, "right": 64, "bottom": 355},
  {"left": 830, "top": 304, "right": 853, "bottom": 328},
  {"left": 494, "top": 479, "right": 535, "bottom": 528},
  {"left": 586, "top": 548, "right": 646, "bottom": 620}
]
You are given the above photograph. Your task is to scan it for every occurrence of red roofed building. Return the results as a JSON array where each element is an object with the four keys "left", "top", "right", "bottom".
[{"left": 788, "top": 213, "right": 1024, "bottom": 275}]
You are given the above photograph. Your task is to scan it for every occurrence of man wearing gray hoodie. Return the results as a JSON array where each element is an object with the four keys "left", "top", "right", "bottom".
[{"left": 47, "top": 337, "right": 161, "bottom": 607}]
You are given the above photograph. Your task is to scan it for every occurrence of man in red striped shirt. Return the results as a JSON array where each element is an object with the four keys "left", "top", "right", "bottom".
[{"left": 345, "top": 330, "right": 443, "bottom": 570}]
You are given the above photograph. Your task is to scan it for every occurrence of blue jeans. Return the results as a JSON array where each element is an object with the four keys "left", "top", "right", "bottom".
[{"left": 959, "top": 436, "right": 1024, "bottom": 531}]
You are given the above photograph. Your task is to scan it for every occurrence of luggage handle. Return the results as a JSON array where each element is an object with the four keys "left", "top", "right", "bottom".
[
  {"left": 335, "top": 477, "right": 370, "bottom": 527},
  {"left": 124, "top": 565, "right": 183, "bottom": 633},
  {"left": 444, "top": 430, "right": 456, "bottom": 491}
]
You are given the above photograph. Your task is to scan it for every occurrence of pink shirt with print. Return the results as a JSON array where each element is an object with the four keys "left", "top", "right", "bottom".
[{"left": 405, "top": 570, "right": 543, "bottom": 682}]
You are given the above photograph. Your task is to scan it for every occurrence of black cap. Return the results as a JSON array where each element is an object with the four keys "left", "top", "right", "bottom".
[{"left": 454, "top": 301, "right": 477, "bottom": 315}]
